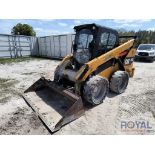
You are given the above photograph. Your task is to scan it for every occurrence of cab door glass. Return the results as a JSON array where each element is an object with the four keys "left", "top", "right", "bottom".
[
  {"left": 76, "top": 29, "right": 93, "bottom": 49},
  {"left": 100, "top": 32, "right": 109, "bottom": 48},
  {"left": 107, "top": 33, "right": 116, "bottom": 49}
]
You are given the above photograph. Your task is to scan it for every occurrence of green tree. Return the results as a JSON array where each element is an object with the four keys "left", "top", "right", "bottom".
[
  {"left": 11, "top": 23, "right": 36, "bottom": 36},
  {"left": 118, "top": 29, "right": 155, "bottom": 47}
]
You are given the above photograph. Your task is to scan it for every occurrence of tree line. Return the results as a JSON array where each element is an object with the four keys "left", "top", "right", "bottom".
[{"left": 119, "top": 30, "right": 155, "bottom": 48}]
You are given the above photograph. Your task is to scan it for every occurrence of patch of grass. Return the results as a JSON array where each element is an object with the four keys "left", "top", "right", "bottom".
[
  {"left": 0, "top": 78, "right": 16, "bottom": 89},
  {"left": 0, "top": 78, "right": 9, "bottom": 83},
  {"left": 0, "top": 56, "right": 49, "bottom": 64},
  {"left": 0, "top": 78, "right": 18, "bottom": 103},
  {"left": 0, "top": 57, "right": 33, "bottom": 64},
  {"left": 0, "top": 56, "right": 61, "bottom": 64},
  {"left": 0, "top": 96, "right": 11, "bottom": 103}
]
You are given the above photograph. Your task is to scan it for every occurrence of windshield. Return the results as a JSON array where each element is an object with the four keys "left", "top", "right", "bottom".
[
  {"left": 75, "top": 29, "right": 93, "bottom": 49},
  {"left": 138, "top": 45, "right": 155, "bottom": 50}
]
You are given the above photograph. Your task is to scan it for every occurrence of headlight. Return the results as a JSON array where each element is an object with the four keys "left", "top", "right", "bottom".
[
  {"left": 136, "top": 50, "right": 139, "bottom": 55},
  {"left": 74, "top": 49, "right": 91, "bottom": 64}
]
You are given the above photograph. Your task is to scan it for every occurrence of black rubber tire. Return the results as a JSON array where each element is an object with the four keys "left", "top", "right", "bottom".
[
  {"left": 110, "top": 71, "right": 129, "bottom": 94},
  {"left": 83, "top": 75, "right": 109, "bottom": 105}
]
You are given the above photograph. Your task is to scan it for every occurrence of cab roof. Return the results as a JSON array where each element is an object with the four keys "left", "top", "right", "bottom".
[{"left": 74, "top": 23, "right": 118, "bottom": 34}]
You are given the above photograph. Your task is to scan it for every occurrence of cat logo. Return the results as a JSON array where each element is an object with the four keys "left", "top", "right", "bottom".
[{"left": 125, "top": 57, "right": 134, "bottom": 65}]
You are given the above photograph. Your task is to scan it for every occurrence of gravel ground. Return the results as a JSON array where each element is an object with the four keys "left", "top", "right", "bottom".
[{"left": 0, "top": 58, "right": 155, "bottom": 135}]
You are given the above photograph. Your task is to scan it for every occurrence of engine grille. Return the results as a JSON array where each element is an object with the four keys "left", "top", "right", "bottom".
[{"left": 138, "top": 52, "right": 149, "bottom": 56}]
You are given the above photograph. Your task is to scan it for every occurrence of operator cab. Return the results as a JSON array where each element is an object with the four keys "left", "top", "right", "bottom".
[{"left": 73, "top": 23, "right": 119, "bottom": 67}]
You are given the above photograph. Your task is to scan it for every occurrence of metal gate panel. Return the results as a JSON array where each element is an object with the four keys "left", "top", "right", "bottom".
[
  {"left": 50, "top": 36, "right": 55, "bottom": 58},
  {"left": 0, "top": 34, "right": 38, "bottom": 58},
  {"left": 45, "top": 36, "right": 52, "bottom": 57},
  {"left": 53, "top": 36, "right": 60, "bottom": 58},
  {"left": 60, "top": 35, "right": 67, "bottom": 57},
  {"left": 0, "top": 36, "right": 8, "bottom": 41},
  {"left": 39, "top": 37, "right": 46, "bottom": 56},
  {"left": 0, "top": 51, "right": 11, "bottom": 57}
]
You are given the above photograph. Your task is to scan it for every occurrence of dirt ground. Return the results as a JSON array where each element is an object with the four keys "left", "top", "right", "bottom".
[{"left": 0, "top": 57, "right": 155, "bottom": 135}]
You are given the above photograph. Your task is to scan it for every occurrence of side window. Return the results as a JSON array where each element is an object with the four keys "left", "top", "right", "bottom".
[
  {"left": 108, "top": 33, "right": 116, "bottom": 48},
  {"left": 100, "top": 32, "right": 109, "bottom": 47},
  {"left": 100, "top": 32, "right": 117, "bottom": 50}
]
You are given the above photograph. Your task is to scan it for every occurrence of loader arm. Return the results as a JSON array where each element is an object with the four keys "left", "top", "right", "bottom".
[{"left": 76, "top": 39, "right": 136, "bottom": 82}]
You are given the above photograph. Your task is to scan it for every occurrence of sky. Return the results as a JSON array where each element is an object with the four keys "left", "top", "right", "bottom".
[{"left": 0, "top": 19, "right": 155, "bottom": 36}]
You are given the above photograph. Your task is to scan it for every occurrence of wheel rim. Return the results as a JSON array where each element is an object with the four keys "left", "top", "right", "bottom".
[
  {"left": 118, "top": 74, "right": 128, "bottom": 92},
  {"left": 92, "top": 81, "right": 107, "bottom": 104}
]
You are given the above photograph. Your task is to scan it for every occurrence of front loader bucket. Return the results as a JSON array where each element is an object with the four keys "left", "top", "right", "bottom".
[{"left": 22, "top": 77, "right": 85, "bottom": 133}]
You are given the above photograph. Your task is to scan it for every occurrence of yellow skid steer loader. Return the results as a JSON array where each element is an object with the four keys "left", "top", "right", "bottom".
[{"left": 23, "top": 23, "right": 136, "bottom": 133}]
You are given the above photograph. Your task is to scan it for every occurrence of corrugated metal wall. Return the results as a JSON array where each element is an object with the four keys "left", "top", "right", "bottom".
[
  {"left": 0, "top": 34, "right": 38, "bottom": 58},
  {"left": 38, "top": 34, "right": 75, "bottom": 59},
  {"left": 0, "top": 33, "right": 75, "bottom": 59}
]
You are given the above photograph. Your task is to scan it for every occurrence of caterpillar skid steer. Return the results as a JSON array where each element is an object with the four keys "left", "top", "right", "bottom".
[{"left": 23, "top": 23, "right": 136, "bottom": 133}]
